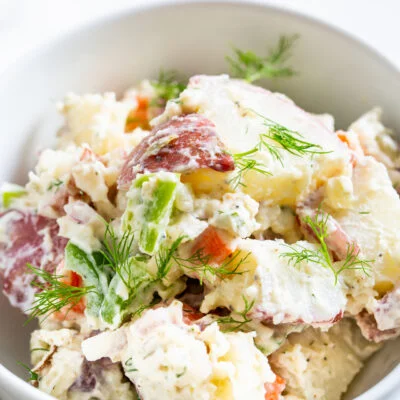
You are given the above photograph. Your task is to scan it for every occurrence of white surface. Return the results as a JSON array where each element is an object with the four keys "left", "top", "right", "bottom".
[
  {"left": 1, "top": 0, "right": 400, "bottom": 73},
  {"left": 0, "top": 1, "right": 399, "bottom": 399}
]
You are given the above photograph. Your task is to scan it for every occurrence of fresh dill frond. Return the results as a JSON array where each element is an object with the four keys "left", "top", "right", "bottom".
[
  {"left": 336, "top": 243, "right": 373, "bottom": 278},
  {"left": 229, "top": 148, "right": 271, "bottom": 188},
  {"left": 216, "top": 296, "right": 255, "bottom": 332},
  {"left": 132, "top": 297, "right": 160, "bottom": 318},
  {"left": 150, "top": 70, "right": 186, "bottom": 107},
  {"left": 226, "top": 35, "right": 299, "bottom": 83},
  {"left": 173, "top": 249, "right": 249, "bottom": 284},
  {"left": 282, "top": 209, "right": 373, "bottom": 284},
  {"left": 100, "top": 224, "right": 136, "bottom": 289},
  {"left": 281, "top": 244, "right": 324, "bottom": 269},
  {"left": 26, "top": 264, "right": 94, "bottom": 323},
  {"left": 228, "top": 112, "right": 328, "bottom": 188},
  {"left": 47, "top": 178, "right": 63, "bottom": 191},
  {"left": 17, "top": 361, "right": 39, "bottom": 382},
  {"left": 155, "top": 236, "right": 185, "bottom": 280},
  {"left": 256, "top": 112, "right": 328, "bottom": 166}
]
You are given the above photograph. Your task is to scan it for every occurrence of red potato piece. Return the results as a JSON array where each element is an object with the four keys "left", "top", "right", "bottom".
[
  {"left": 373, "top": 285, "right": 400, "bottom": 330},
  {"left": 250, "top": 306, "right": 343, "bottom": 328},
  {"left": 118, "top": 113, "right": 235, "bottom": 190},
  {"left": 356, "top": 285, "right": 400, "bottom": 342},
  {"left": 0, "top": 209, "right": 67, "bottom": 311},
  {"left": 355, "top": 309, "right": 400, "bottom": 343},
  {"left": 264, "top": 375, "right": 286, "bottom": 400},
  {"left": 297, "top": 189, "right": 359, "bottom": 261}
]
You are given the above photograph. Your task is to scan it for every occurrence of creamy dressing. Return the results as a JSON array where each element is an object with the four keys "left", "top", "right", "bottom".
[{"left": 2, "top": 73, "right": 400, "bottom": 400}]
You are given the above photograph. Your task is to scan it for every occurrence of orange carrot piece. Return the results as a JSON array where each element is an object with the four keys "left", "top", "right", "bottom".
[
  {"left": 191, "top": 226, "right": 232, "bottom": 264},
  {"left": 264, "top": 375, "right": 286, "bottom": 400}
]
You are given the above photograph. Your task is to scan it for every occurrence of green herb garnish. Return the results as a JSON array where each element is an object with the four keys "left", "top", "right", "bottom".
[
  {"left": 155, "top": 236, "right": 185, "bottom": 280},
  {"left": 255, "top": 111, "right": 327, "bottom": 165},
  {"left": 226, "top": 35, "right": 298, "bottom": 83},
  {"left": 229, "top": 148, "right": 271, "bottom": 188},
  {"left": 173, "top": 248, "right": 250, "bottom": 284},
  {"left": 150, "top": 70, "right": 186, "bottom": 107},
  {"left": 228, "top": 111, "right": 326, "bottom": 187},
  {"left": 216, "top": 296, "right": 255, "bottom": 332},
  {"left": 25, "top": 264, "right": 95, "bottom": 323},
  {"left": 100, "top": 224, "right": 138, "bottom": 290},
  {"left": 124, "top": 357, "right": 138, "bottom": 373},
  {"left": 47, "top": 179, "right": 63, "bottom": 191},
  {"left": 282, "top": 209, "right": 373, "bottom": 284},
  {"left": 17, "top": 361, "right": 39, "bottom": 382}
]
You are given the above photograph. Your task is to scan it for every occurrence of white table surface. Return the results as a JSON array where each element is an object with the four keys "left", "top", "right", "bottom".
[{"left": 0, "top": 0, "right": 399, "bottom": 399}]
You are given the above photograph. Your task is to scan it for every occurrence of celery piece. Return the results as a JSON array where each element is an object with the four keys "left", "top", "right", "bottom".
[
  {"left": 2, "top": 183, "right": 26, "bottom": 208},
  {"left": 64, "top": 242, "right": 110, "bottom": 317},
  {"left": 100, "top": 256, "right": 154, "bottom": 328},
  {"left": 123, "top": 172, "right": 180, "bottom": 255}
]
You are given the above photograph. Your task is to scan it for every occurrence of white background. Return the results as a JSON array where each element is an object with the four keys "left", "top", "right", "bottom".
[
  {"left": 1, "top": 0, "right": 400, "bottom": 73},
  {"left": 0, "top": 0, "right": 399, "bottom": 398}
]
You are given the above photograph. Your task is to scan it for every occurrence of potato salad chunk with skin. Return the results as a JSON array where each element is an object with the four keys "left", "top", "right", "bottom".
[
  {"left": 1, "top": 60, "right": 400, "bottom": 400},
  {"left": 82, "top": 301, "right": 278, "bottom": 400}
]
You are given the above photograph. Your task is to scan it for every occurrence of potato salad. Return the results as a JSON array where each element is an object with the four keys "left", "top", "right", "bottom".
[{"left": 1, "top": 39, "right": 400, "bottom": 400}]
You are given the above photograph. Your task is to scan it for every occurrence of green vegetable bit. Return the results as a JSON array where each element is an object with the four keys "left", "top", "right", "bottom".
[
  {"left": 123, "top": 173, "right": 180, "bottom": 255},
  {"left": 282, "top": 208, "right": 374, "bottom": 284},
  {"left": 2, "top": 183, "right": 26, "bottom": 208},
  {"left": 226, "top": 35, "right": 299, "bottom": 83},
  {"left": 150, "top": 70, "right": 186, "bottom": 107}
]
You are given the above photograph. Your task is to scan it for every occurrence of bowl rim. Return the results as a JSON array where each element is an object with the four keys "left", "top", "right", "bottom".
[{"left": 0, "top": 1, "right": 399, "bottom": 399}]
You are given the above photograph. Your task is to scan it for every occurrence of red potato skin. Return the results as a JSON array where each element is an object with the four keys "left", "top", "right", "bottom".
[
  {"left": 355, "top": 309, "right": 400, "bottom": 343},
  {"left": 182, "top": 303, "right": 204, "bottom": 324},
  {"left": 250, "top": 307, "right": 343, "bottom": 327},
  {"left": 118, "top": 114, "right": 234, "bottom": 190},
  {"left": 0, "top": 209, "right": 67, "bottom": 311},
  {"left": 297, "top": 189, "right": 359, "bottom": 261}
]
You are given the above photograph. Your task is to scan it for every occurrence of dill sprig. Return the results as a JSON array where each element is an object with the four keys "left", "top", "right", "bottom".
[
  {"left": 25, "top": 264, "right": 94, "bottom": 323},
  {"left": 228, "top": 112, "right": 326, "bottom": 187},
  {"left": 173, "top": 249, "right": 250, "bottom": 284},
  {"left": 47, "top": 178, "right": 63, "bottom": 191},
  {"left": 155, "top": 236, "right": 185, "bottom": 280},
  {"left": 226, "top": 35, "right": 299, "bottom": 83},
  {"left": 150, "top": 70, "right": 186, "bottom": 107},
  {"left": 335, "top": 243, "right": 373, "bottom": 278},
  {"left": 229, "top": 148, "right": 271, "bottom": 188},
  {"left": 154, "top": 236, "right": 250, "bottom": 284},
  {"left": 256, "top": 111, "right": 327, "bottom": 166},
  {"left": 17, "top": 361, "right": 39, "bottom": 382},
  {"left": 282, "top": 209, "right": 373, "bottom": 284},
  {"left": 216, "top": 296, "right": 255, "bottom": 332},
  {"left": 100, "top": 224, "right": 137, "bottom": 289}
]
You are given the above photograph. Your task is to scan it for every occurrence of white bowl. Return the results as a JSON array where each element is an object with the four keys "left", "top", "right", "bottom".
[{"left": 0, "top": 1, "right": 399, "bottom": 399}]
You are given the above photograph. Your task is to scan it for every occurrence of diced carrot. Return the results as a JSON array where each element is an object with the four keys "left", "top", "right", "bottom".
[
  {"left": 191, "top": 226, "right": 233, "bottom": 264},
  {"left": 125, "top": 95, "right": 151, "bottom": 131},
  {"left": 264, "top": 375, "right": 286, "bottom": 400},
  {"left": 53, "top": 270, "right": 85, "bottom": 320},
  {"left": 336, "top": 130, "right": 364, "bottom": 167}
]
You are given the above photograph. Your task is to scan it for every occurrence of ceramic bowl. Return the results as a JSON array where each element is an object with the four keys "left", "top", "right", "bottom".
[{"left": 0, "top": 1, "right": 399, "bottom": 399}]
